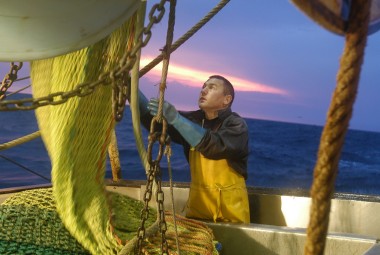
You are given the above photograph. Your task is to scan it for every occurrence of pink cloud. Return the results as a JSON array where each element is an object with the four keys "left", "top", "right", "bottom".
[{"left": 140, "top": 56, "right": 288, "bottom": 95}]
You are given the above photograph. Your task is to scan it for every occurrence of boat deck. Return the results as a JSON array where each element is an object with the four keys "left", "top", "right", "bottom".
[{"left": 1, "top": 180, "right": 379, "bottom": 254}]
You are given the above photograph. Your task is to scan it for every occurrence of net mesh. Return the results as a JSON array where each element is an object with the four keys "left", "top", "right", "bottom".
[{"left": 0, "top": 188, "right": 219, "bottom": 255}]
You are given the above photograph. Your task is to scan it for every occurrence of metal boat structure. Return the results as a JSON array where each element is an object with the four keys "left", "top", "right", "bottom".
[
  {"left": 0, "top": 0, "right": 141, "bottom": 61},
  {"left": 1, "top": 0, "right": 380, "bottom": 254},
  {"left": 1, "top": 180, "right": 380, "bottom": 255}
]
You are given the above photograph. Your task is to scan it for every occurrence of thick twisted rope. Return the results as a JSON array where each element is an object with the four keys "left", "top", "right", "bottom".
[
  {"left": 0, "top": 131, "right": 40, "bottom": 151},
  {"left": 155, "top": 0, "right": 176, "bottom": 124},
  {"left": 130, "top": 2, "right": 150, "bottom": 174},
  {"left": 108, "top": 129, "right": 122, "bottom": 181},
  {"left": 304, "top": 1, "right": 370, "bottom": 255}
]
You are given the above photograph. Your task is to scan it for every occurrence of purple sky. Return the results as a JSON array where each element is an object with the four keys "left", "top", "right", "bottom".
[{"left": 2, "top": 1, "right": 380, "bottom": 132}]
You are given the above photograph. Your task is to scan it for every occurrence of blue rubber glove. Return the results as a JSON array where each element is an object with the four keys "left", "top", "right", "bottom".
[
  {"left": 147, "top": 98, "right": 206, "bottom": 147},
  {"left": 147, "top": 98, "right": 178, "bottom": 124}
]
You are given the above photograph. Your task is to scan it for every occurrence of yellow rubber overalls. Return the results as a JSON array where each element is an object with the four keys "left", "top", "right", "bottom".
[{"left": 185, "top": 148, "right": 250, "bottom": 223}]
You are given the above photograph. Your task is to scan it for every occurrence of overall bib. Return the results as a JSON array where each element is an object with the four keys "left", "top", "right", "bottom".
[{"left": 186, "top": 149, "right": 250, "bottom": 223}]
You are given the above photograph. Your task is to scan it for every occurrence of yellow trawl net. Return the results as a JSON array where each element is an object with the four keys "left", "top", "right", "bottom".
[{"left": 30, "top": 15, "right": 137, "bottom": 255}]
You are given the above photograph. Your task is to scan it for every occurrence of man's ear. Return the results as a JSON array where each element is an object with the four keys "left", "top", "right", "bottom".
[{"left": 224, "top": 95, "right": 232, "bottom": 106}]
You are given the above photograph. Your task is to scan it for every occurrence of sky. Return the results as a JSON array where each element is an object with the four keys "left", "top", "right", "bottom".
[{"left": 2, "top": 0, "right": 380, "bottom": 132}]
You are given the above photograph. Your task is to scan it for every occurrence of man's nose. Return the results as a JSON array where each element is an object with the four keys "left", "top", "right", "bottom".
[{"left": 201, "top": 88, "right": 207, "bottom": 95}]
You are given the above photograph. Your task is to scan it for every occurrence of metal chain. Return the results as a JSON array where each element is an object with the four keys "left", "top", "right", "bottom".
[
  {"left": 112, "top": 72, "right": 131, "bottom": 121},
  {"left": 138, "top": 1, "right": 176, "bottom": 253},
  {"left": 155, "top": 163, "right": 169, "bottom": 254},
  {"left": 135, "top": 159, "right": 168, "bottom": 255},
  {"left": 136, "top": 160, "right": 156, "bottom": 255},
  {"left": 0, "top": 0, "right": 167, "bottom": 114},
  {"left": 150, "top": 120, "right": 171, "bottom": 255},
  {"left": 136, "top": 116, "right": 169, "bottom": 254},
  {"left": 0, "top": 62, "right": 23, "bottom": 100}
]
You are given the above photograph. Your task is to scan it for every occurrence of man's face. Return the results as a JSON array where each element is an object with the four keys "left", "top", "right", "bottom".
[{"left": 198, "top": 78, "right": 231, "bottom": 112}]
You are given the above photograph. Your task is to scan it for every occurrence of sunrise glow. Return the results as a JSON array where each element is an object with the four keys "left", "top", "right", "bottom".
[{"left": 140, "top": 56, "right": 288, "bottom": 96}]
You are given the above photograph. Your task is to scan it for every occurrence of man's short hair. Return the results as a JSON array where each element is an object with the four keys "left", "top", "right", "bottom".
[{"left": 209, "top": 75, "right": 235, "bottom": 106}]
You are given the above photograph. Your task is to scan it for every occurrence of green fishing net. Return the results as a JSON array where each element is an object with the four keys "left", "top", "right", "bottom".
[
  {"left": 0, "top": 188, "right": 156, "bottom": 254},
  {"left": 0, "top": 188, "right": 220, "bottom": 255}
]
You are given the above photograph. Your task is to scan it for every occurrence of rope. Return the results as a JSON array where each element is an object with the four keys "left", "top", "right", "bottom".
[
  {"left": 140, "top": 212, "right": 217, "bottom": 255},
  {"left": 5, "top": 84, "right": 31, "bottom": 97},
  {"left": 1, "top": 76, "right": 31, "bottom": 98},
  {"left": 118, "top": 212, "right": 218, "bottom": 255},
  {"left": 155, "top": 2, "right": 179, "bottom": 253},
  {"left": 304, "top": 1, "right": 370, "bottom": 254},
  {"left": 0, "top": 131, "right": 40, "bottom": 151},
  {"left": 108, "top": 129, "right": 122, "bottom": 181},
  {"left": 0, "top": 131, "right": 49, "bottom": 182},
  {"left": 0, "top": 154, "right": 50, "bottom": 182},
  {"left": 155, "top": 0, "right": 176, "bottom": 122},
  {"left": 166, "top": 145, "right": 181, "bottom": 255},
  {"left": 118, "top": 221, "right": 160, "bottom": 255},
  {"left": 130, "top": 1, "right": 150, "bottom": 174},
  {"left": 139, "top": 0, "right": 230, "bottom": 77}
]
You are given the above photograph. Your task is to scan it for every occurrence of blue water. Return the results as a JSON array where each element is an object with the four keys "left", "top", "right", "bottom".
[{"left": 1, "top": 94, "right": 380, "bottom": 195}]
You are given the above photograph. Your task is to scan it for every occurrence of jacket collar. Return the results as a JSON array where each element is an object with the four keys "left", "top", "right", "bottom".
[
  {"left": 182, "top": 107, "right": 232, "bottom": 122},
  {"left": 215, "top": 107, "right": 232, "bottom": 121},
  {"left": 200, "top": 107, "right": 232, "bottom": 121}
]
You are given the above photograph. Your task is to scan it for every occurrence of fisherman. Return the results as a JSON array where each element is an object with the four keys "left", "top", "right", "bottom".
[{"left": 136, "top": 75, "right": 250, "bottom": 223}]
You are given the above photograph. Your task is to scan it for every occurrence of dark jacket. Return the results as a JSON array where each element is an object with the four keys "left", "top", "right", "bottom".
[{"left": 141, "top": 107, "right": 249, "bottom": 179}]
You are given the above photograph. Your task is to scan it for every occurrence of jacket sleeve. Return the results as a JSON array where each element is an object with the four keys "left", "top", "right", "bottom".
[{"left": 195, "top": 115, "right": 249, "bottom": 161}]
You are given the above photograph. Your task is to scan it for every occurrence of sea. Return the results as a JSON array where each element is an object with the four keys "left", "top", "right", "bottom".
[{"left": 1, "top": 94, "right": 380, "bottom": 196}]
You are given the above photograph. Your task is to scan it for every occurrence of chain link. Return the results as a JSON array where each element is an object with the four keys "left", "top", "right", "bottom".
[
  {"left": 147, "top": 117, "right": 168, "bottom": 164},
  {"left": 136, "top": 160, "right": 169, "bottom": 255},
  {"left": 112, "top": 72, "right": 131, "bottom": 121},
  {"left": 155, "top": 165, "right": 169, "bottom": 254},
  {"left": 136, "top": 160, "right": 156, "bottom": 255},
  {"left": 0, "top": 80, "right": 103, "bottom": 110},
  {"left": 0, "top": 62, "right": 23, "bottom": 100}
]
